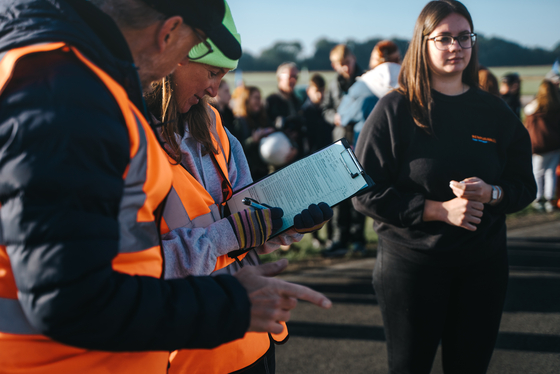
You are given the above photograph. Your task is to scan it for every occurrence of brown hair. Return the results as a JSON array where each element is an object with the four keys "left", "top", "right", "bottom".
[
  {"left": 370, "top": 40, "right": 401, "bottom": 69},
  {"left": 145, "top": 75, "right": 216, "bottom": 164},
  {"left": 309, "top": 73, "right": 326, "bottom": 90},
  {"left": 398, "top": 0, "right": 479, "bottom": 134},
  {"left": 232, "top": 86, "right": 268, "bottom": 129},
  {"left": 478, "top": 67, "right": 499, "bottom": 96},
  {"left": 330, "top": 44, "right": 353, "bottom": 63},
  {"left": 535, "top": 79, "right": 560, "bottom": 114}
]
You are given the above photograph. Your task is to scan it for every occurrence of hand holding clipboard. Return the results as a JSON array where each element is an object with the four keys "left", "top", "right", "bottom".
[{"left": 227, "top": 139, "right": 374, "bottom": 236}]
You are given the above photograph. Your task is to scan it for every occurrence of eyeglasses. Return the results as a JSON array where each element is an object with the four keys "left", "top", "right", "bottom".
[
  {"left": 188, "top": 29, "right": 214, "bottom": 60},
  {"left": 426, "top": 33, "right": 477, "bottom": 51}
]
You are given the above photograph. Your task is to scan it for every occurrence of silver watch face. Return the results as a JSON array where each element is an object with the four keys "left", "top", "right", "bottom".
[{"left": 492, "top": 187, "right": 498, "bottom": 199}]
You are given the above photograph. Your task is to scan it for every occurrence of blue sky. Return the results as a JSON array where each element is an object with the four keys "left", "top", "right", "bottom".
[{"left": 227, "top": 0, "right": 559, "bottom": 57}]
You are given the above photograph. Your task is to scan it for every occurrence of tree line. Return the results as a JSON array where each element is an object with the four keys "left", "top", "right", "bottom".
[{"left": 238, "top": 34, "right": 560, "bottom": 71}]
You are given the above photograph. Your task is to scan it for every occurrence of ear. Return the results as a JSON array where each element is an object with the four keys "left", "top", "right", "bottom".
[{"left": 156, "top": 16, "right": 184, "bottom": 53}]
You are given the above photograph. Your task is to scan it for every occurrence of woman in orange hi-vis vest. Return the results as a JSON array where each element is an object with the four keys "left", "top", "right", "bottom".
[{"left": 144, "top": 3, "right": 332, "bottom": 374}]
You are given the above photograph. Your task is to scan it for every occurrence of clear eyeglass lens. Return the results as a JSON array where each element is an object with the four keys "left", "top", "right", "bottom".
[{"left": 435, "top": 34, "right": 475, "bottom": 49}]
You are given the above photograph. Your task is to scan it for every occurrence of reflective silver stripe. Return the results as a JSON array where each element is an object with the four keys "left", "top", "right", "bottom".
[
  {"left": 164, "top": 187, "right": 222, "bottom": 231},
  {"left": 118, "top": 111, "right": 159, "bottom": 253},
  {"left": 0, "top": 298, "right": 39, "bottom": 335},
  {"left": 190, "top": 211, "right": 216, "bottom": 229},
  {"left": 212, "top": 250, "right": 260, "bottom": 276},
  {"left": 163, "top": 187, "right": 192, "bottom": 231}
]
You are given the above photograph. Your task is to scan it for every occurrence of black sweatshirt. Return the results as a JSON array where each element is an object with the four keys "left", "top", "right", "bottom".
[{"left": 353, "top": 88, "right": 536, "bottom": 264}]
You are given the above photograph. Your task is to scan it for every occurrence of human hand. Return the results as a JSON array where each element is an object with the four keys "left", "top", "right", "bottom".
[
  {"left": 441, "top": 197, "right": 484, "bottom": 231},
  {"left": 227, "top": 207, "right": 284, "bottom": 249},
  {"left": 256, "top": 229, "right": 304, "bottom": 255},
  {"left": 334, "top": 113, "right": 341, "bottom": 126},
  {"left": 234, "top": 259, "right": 332, "bottom": 334},
  {"left": 293, "top": 202, "right": 333, "bottom": 234},
  {"left": 449, "top": 177, "right": 493, "bottom": 203}
]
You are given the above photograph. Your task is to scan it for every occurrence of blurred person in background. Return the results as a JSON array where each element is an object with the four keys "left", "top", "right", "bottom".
[
  {"left": 322, "top": 41, "right": 401, "bottom": 258},
  {"left": 500, "top": 72, "right": 522, "bottom": 117},
  {"left": 338, "top": 40, "right": 402, "bottom": 143},
  {"left": 478, "top": 66, "right": 500, "bottom": 96},
  {"left": 266, "top": 62, "right": 303, "bottom": 126},
  {"left": 369, "top": 40, "right": 402, "bottom": 71},
  {"left": 302, "top": 73, "right": 333, "bottom": 154},
  {"left": 523, "top": 61, "right": 560, "bottom": 116},
  {"left": 545, "top": 61, "right": 560, "bottom": 209},
  {"left": 322, "top": 44, "right": 364, "bottom": 141},
  {"left": 145, "top": 4, "right": 333, "bottom": 371},
  {"left": 320, "top": 44, "right": 365, "bottom": 257},
  {"left": 212, "top": 80, "right": 235, "bottom": 133},
  {"left": 524, "top": 79, "right": 560, "bottom": 213},
  {"left": 232, "top": 86, "right": 276, "bottom": 180},
  {"left": 353, "top": 1, "right": 536, "bottom": 372},
  {"left": 301, "top": 73, "right": 334, "bottom": 248}
]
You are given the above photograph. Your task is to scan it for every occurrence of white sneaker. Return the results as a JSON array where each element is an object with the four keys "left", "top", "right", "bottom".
[
  {"left": 532, "top": 200, "right": 545, "bottom": 212},
  {"left": 544, "top": 201, "right": 555, "bottom": 213}
]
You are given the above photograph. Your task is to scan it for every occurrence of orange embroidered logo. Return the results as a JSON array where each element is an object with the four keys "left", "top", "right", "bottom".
[{"left": 472, "top": 135, "right": 496, "bottom": 144}]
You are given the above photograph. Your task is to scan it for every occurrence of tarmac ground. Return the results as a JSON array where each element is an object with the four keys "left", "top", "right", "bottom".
[{"left": 275, "top": 220, "right": 560, "bottom": 373}]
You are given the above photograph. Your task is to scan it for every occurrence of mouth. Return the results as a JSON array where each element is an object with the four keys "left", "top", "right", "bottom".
[
  {"left": 447, "top": 57, "right": 463, "bottom": 63},
  {"left": 190, "top": 94, "right": 201, "bottom": 105}
]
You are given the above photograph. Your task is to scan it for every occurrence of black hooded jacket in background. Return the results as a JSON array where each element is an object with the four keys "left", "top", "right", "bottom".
[{"left": 0, "top": 0, "right": 250, "bottom": 351}]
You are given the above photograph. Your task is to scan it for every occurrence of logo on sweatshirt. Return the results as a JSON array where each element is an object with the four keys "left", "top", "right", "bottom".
[{"left": 472, "top": 135, "right": 496, "bottom": 144}]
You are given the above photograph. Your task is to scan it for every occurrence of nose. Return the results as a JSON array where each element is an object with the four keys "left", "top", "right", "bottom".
[
  {"left": 206, "top": 81, "right": 220, "bottom": 98},
  {"left": 448, "top": 38, "right": 462, "bottom": 51}
]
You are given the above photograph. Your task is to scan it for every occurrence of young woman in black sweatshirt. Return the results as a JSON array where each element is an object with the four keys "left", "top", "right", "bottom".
[{"left": 353, "top": 1, "right": 536, "bottom": 373}]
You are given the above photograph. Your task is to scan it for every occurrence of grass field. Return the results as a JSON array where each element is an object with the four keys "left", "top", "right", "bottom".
[{"left": 222, "top": 65, "right": 551, "bottom": 99}]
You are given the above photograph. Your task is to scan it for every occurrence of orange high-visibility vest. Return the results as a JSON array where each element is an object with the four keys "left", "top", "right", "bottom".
[
  {"left": 0, "top": 42, "right": 173, "bottom": 373},
  {"left": 162, "top": 106, "right": 288, "bottom": 374}
]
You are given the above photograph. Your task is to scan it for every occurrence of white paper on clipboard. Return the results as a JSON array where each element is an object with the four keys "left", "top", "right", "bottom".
[{"left": 226, "top": 139, "right": 371, "bottom": 234}]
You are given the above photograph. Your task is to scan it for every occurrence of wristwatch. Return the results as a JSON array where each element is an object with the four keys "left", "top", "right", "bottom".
[{"left": 488, "top": 185, "right": 498, "bottom": 204}]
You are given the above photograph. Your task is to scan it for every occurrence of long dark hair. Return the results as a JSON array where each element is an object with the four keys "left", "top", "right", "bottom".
[
  {"left": 145, "top": 75, "right": 216, "bottom": 164},
  {"left": 398, "top": 0, "right": 479, "bottom": 134},
  {"left": 535, "top": 79, "right": 560, "bottom": 115}
]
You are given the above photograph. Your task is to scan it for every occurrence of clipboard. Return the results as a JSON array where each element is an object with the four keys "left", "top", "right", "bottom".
[{"left": 225, "top": 138, "right": 374, "bottom": 236}]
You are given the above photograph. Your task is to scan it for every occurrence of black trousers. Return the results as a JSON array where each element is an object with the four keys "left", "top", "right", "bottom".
[{"left": 373, "top": 241, "right": 509, "bottom": 374}]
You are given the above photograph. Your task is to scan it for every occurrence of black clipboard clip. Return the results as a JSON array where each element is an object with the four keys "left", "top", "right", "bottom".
[{"left": 340, "top": 147, "right": 363, "bottom": 179}]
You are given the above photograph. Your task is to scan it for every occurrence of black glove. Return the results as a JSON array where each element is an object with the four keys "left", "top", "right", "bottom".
[
  {"left": 293, "top": 202, "right": 333, "bottom": 234},
  {"left": 227, "top": 207, "right": 284, "bottom": 249}
]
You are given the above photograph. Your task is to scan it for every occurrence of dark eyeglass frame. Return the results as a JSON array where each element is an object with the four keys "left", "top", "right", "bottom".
[
  {"left": 426, "top": 33, "right": 477, "bottom": 51},
  {"left": 188, "top": 29, "right": 214, "bottom": 60}
]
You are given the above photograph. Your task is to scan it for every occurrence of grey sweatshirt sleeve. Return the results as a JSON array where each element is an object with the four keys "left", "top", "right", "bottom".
[{"left": 162, "top": 219, "right": 240, "bottom": 278}]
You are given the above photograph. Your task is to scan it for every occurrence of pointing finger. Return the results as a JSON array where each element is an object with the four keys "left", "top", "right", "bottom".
[{"left": 278, "top": 281, "right": 332, "bottom": 309}]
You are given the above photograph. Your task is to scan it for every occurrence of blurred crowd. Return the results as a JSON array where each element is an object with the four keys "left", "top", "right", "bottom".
[{"left": 212, "top": 42, "right": 560, "bottom": 257}]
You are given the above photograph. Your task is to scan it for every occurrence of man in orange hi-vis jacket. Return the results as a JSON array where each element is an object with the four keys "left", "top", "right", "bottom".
[{"left": 0, "top": 0, "right": 331, "bottom": 373}]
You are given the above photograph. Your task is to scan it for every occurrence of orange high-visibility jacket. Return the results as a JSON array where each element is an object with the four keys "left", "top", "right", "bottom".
[
  {"left": 0, "top": 42, "right": 173, "bottom": 373},
  {"left": 162, "top": 106, "right": 288, "bottom": 374}
]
